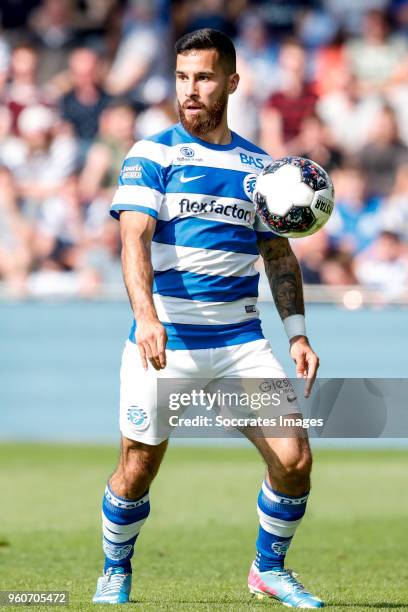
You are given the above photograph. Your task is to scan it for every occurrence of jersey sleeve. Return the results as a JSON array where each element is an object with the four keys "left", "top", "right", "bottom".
[
  {"left": 253, "top": 215, "right": 279, "bottom": 241},
  {"left": 110, "top": 140, "right": 166, "bottom": 220}
]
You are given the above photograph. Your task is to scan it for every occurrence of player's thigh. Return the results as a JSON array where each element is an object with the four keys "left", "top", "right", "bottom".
[
  {"left": 214, "top": 338, "right": 302, "bottom": 417},
  {"left": 119, "top": 340, "right": 210, "bottom": 444},
  {"left": 215, "top": 338, "right": 311, "bottom": 465}
]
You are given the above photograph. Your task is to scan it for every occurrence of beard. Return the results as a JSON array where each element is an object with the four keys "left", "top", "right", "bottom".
[{"left": 178, "top": 90, "right": 228, "bottom": 138}]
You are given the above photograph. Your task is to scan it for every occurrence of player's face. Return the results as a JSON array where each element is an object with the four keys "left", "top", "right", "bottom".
[{"left": 176, "top": 49, "right": 238, "bottom": 137}]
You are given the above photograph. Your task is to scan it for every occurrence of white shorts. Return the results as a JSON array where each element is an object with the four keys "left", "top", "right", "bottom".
[{"left": 119, "top": 338, "right": 301, "bottom": 445}]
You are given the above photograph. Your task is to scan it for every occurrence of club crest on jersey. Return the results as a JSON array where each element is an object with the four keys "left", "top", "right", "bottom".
[
  {"left": 127, "top": 406, "right": 149, "bottom": 431},
  {"left": 243, "top": 173, "right": 258, "bottom": 201},
  {"left": 177, "top": 146, "right": 203, "bottom": 163},
  {"left": 180, "top": 146, "right": 195, "bottom": 158}
]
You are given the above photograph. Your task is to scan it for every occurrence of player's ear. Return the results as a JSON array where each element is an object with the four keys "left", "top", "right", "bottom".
[{"left": 228, "top": 72, "right": 239, "bottom": 94}]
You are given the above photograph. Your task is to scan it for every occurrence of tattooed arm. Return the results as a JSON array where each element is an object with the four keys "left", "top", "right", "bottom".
[
  {"left": 258, "top": 237, "right": 305, "bottom": 320},
  {"left": 258, "top": 236, "right": 319, "bottom": 397}
]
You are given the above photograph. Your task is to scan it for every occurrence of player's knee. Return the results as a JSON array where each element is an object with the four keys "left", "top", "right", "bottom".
[
  {"left": 123, "top": 452, "right": 158, "bottom": 490},
  {"left": 278, "top": 450, "right": 312, "bottom": 483},
  {"left": 115, "top": 440, "right": 166, "bottom": 497}
]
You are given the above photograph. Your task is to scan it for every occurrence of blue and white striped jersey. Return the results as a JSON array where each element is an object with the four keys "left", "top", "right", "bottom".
[{"left": 110, "top": 122, "right": 277, "bottom": 350}]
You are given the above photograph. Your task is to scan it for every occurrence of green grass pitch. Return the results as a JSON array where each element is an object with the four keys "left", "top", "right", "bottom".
[{"left": 1, "top": 444, "right": 407, "bottom": 611}]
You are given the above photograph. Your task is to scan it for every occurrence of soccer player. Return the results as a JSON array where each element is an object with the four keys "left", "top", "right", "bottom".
[{"left": 93, "top": 29, "right": 323, "bottom": 608}]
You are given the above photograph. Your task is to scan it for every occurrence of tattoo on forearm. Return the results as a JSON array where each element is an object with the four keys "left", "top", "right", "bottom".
[
  {"left": 260, "top": 238, "right": 305, "bottom": 320},
  {"left": 271, "top": 271, "right": 304, "bottom": 319}
]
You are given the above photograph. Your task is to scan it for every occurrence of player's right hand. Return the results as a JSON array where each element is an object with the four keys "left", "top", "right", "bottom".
[{"left": 135, "top": 318, "right": 168, "bottom": 371}]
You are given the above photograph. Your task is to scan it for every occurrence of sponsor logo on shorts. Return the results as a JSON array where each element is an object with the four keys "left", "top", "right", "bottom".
[
  {"left": 127, "top": 406, "right": 150, "bottom": 431},
  {"left": 259, "top": 379, "right": 297, "bottom": 401},
  {"left": 245, "top": 305, "right": 256, "bottom": 313}
]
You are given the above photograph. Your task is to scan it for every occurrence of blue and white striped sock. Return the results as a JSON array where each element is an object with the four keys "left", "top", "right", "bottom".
[
  {"left": 102, "top": 485, "right": 150, "bottom": 574},
  {"left": 255, "top": 479, "right": 309, "bottom": 572}
]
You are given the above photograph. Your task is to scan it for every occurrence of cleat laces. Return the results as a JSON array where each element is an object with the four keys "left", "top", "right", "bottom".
[
  {"left": 100, "top": 569, "right": 129, "bottom": 596},
  {"left": 274, "top": 569, "right": 308, "bottom": 593}
]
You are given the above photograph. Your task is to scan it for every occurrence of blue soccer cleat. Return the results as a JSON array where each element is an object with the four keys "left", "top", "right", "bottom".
[
  {"left": 248, "top": 563, "right": 324, "bottom": 608},
  {"left": 92, "top": 567, "right": 132, "bottom": 604}
]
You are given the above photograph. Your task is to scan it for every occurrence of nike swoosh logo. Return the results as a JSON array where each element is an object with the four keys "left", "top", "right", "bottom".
[
  {"left": 180, "top": 173, "right": 206, "bottom": 183},
  {"left": 287, "top": 395, "right": 297, "bottom": 403}
]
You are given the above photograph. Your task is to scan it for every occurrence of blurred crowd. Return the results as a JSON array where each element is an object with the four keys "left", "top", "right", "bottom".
[{"left": 1, "top": 0, "right": 408, "bottom": 300}]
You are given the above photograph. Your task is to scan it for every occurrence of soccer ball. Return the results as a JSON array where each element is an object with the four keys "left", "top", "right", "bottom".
[{"left": 253, "top": 156, "right": 334, "bottom": 238}]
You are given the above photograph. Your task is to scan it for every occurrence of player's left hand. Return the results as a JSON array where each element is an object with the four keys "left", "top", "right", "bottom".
[{"left": 289, "top": 336, "right": 319, "bottom": 398}]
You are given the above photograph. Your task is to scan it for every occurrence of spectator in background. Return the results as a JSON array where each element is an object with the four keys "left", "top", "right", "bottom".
[
  {"left": 229, "top": 12, "right": 278, "bottom": 141},
  {"left": 105, "top": 0, "right": 168, "bottom": 108},
  {"left": 9, "top": 105, "right": 78, "bottom": 218},
  {"left": 385, "top": 53, "right": 408, "bottom": 146},
  {"left": 391, "top": 0, "right": 408, "bottom": 35},
  {"left": 227, "top": 57, "right": 259, "bottom": 142},
  {"left": 346, "top": 9, "right": 407, "bottom": 93},
  {"left": 296, "top": 5, "right": 338, "bottom": 51},
  {"left": 354, "top": 231, "right": 408, "bottom": 298},
  {"left": 291, "top": 230, "right": 331, "bottom": 284},
  {"left": 326, "top": 164, "right": 382, "bottom": 254},
  {"left": 323, "top": 0, "right": 390, "bottom": 35},
  {"left": 79, "top": 101, "right": 136, "bottom": 205},
  {"left": 0, "top": 104, "right": 22, "bottom": 166},
  {"left": 33, "top": 173, "right": 84, "bottom": 272},
  {"left": 59, "top": 48, "right": 110, "bottom": 156},
  {"left": 0, "top": 165, "right": 32, "bottom": 293},
  {"left": 358, "top": 104, "right": 408, "bottom": 198},
  {"left": 234, "top": 13, "right": 278, "bottom": 104},
  {"left": 135, "top": 77, "right": 177, "bottom": 139},
  {"left": 79, "top": 218, "right": 121, "bottom": 295},
  {"left": 260, "top": 39, "right": 317, "bottom": 157},
  {"left": 380, "top": 163, "right": 408, "bottom": 242},
  {"left": 319, "top": 250, "right": 357, "bottom": 285},
  {"left": 183, "top": 0, "right": 236, "bottom": 38},
  {"left": 257, "top": 0, "right": 307, "bottom": 38},
  {"left": 0, "top": 34, "right": 10, "bottom": 93},
  {"left": 2, "top": 43, "right": 49, "bottom": 133},
  {"left": 317, "top": 69, "right": 383, "bottom": 154},
  {"left": 77, "top": 102, "right": 136, "bottom": 287},
  {"left": 291, "top": 211, "right": 358, "bottom": 287},
  {"left": 291, "top": 113, "right": 343, "bottom": 171},
  {"left": 28, "top": 0, "right": 80, "bottom": 85},
  {"left": 313, "top": 29, "right": 348, "bottom": 97}
]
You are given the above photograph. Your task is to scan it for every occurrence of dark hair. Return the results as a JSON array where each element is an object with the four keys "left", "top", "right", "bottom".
[
  {"left": 175, "top": 28, "right": 236, "bottom": 74},
  {"left": 12, "top": 42, "right": 38, "bottom": 55}
]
